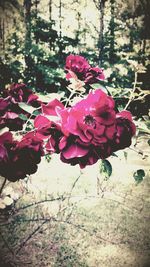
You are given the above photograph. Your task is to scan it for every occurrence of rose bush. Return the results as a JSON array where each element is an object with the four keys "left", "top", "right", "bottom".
[
  {"left": 0, "top": 54, "right": 136, "bottom": 182},
  {"left": 33, "top": 88, "right": 135, "bottom": 168}
]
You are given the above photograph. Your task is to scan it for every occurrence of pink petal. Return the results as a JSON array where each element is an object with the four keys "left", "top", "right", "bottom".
[
  {"left": 3, "top": 112, "right": 18, "bottom": 119},
  {"left": 116, "top": 111, "right": 132, "bottom": 121},
  {"left": 62, "top": 144, "right": 89, "bottom": 159},
  {"left": 59, "top": 136, "right": 67, "bottom": 150},
  {"left": 34, "top": 115, "right": 51, "bottom": 129},
  {"left": 42, "top": 99, "right": 64, "bottom": 116},
  {"left": 27, "top": 94, "right": 39, "bottom": 104}
]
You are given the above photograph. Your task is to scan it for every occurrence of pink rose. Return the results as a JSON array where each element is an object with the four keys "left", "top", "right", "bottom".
[
  {"left": 56, "top": 89, "right": 116, "bottom": 167},
  {"left": 58, "top": 89, "right": 116, "bottom": 144},
  {"left": 65, "top": 54, "right": 90, "bottom": 81}
]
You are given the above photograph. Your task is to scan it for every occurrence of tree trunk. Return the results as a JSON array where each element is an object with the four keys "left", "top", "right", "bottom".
[
  {"left": 0, "top": 1, "right": 5, "bottom": 55},
  {"left": 24, "top": 0, "right": 32, "bottom": 79},
  {"left": 49, "top": 0, "right": 52, "bottom": 49},
  {"left": 35, "top": 0, "right": 39, "bottom": 44},
  {"left": 59, "top": 0, "right": 63, "bottom": 58},
  {"left": 98, "top": 0, "right": 105, "bottom": 66},
  {"left": 109, "top": 0, "right": 115, "bottom": 64}
]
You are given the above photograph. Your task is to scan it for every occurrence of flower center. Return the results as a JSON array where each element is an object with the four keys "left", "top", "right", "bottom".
[{"left": 84, "top": 115, "right": 96, "bottom": 127}]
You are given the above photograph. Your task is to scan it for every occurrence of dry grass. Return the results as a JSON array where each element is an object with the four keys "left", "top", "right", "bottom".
[{"left": 0, "top": 136, "right": 150, "bottom": 267}]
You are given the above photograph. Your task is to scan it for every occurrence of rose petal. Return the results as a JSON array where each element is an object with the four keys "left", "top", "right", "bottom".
[
  {"left": 42, "top": 99, "right": 64, "bottom": 116},
  {"left": 62, "top": 144, "right": 89, "bottom": 159},
  {"left": 34, "top": 115, "right": 51, "bottom": 129}
]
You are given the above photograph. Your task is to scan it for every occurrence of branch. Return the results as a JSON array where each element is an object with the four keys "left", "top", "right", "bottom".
[
  {"left": 16, "top": 220, "right": 47, "bottom": 254},
  {"left": 0, "top": 231, "right": 14, "bottom": 255},
  {"left": 15, "top": 216, "right": 118, "bottom": 244},
  {"left": 18, "top": 196, "right": 65, "bottom": 210},
  {"left": 0, "top": 177, "right": 7, "bottom": 196},
  {"left": 125, "top": 71, "right": 138, "bottom": 109}
]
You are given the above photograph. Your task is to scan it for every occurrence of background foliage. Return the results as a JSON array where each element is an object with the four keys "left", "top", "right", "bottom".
[{"left": 0, "top": 0, "right": 149, "bottom": 92}]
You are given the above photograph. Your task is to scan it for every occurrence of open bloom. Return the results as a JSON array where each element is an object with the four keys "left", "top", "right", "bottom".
[
  {"left": 32, "top": 89, "right": 136, "bottom": 169},
  {"left": 57, "top": 89, "right": 116, "bottom": 167},
  {"left": 65, "top": 54, "right": 90, "bottom": 81},
  {"left": 0, "top": 83, "right": 41, "bottom": 131}
]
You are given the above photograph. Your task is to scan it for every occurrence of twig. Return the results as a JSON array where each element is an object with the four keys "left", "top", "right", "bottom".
[
  {"left": 0, "top": 231, "right": 14, "bottom": 255},
  {"left": 70, "top": 172, "right": 82, "bottom": 194},
  {"left": 18, "top": 196, "right": 65, "bottom": 210},
  {"left": 129, "top": 147, "right": 143, "bottom": 155},
  {"left": 0, "top": 177, "right": 7, "bottom": 196},
  {"left": 16, "top": 220, "right": 47, "bottom": 254},
  {"left": 125, "top": 71, "right": 138, "bottom": 110},
  {"left": 14, "top": 216, "right": 118, "bottom": 244}
]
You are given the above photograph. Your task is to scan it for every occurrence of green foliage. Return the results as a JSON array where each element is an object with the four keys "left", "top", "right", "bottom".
[
  {"left": 18, "top": 102, "right": 37, "bottom": 114},
  {"left": 99, "top": 159, "right": 112, "bottom": 180},
  {"left": 133, "top": 169, "right": 145, "bottom": 184},
  {"left": 18, "top": 114, "right": 28, "bottom": 121}
]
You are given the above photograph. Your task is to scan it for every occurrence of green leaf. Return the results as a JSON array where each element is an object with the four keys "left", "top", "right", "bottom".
[
  {"left": 133, "top": 169, "right": 145, "bottom": 183},
  {"left": 45, "top": 154, "right": 51, "bottom": 163},
  {"left": 112, "top": 152, "right": 118, "bottom": 157},
  {"left": 18, "top": 102, "right": 37, "bottom": 114},
  {"left": 18, "top": 114, "right": 28, "bottom": 121},
  {"left": 99, "top": 160, "right": 112, "bottom": 180},
  {"left": 33, "top": 110, "right": 41, "bottom": 116},
  {"left": 124, "top": 151, "right": 128, "bottom": 161}
]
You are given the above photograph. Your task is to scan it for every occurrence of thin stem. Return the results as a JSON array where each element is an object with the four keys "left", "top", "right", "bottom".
[
  {"left": 16, "top": 220, "right": 47, "bottom": 254},
  {"left": 0, "top": 177, "right": 7, "bottom": 196},
  {"left": 125, "top": 71, "right": 138, "bottom": 110}
]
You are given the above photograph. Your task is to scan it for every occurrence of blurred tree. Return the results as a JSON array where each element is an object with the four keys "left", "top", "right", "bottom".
[{"left": 24, "top": 0, "right": 32, "bottom": 82}]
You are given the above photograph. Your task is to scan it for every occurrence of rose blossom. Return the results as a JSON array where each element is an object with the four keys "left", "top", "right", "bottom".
[
  {"left": 65, "top": 55, "right": 105, "bottom": 85},
  {"left": 32, "top": 89, "right": 136, "bottom": 169},
  {"left": 0, "top": 97, "right": 25, "bottom": 130},
  {"left": 3, "top": 83, "right": 41, "bottom": 107},
  {"left": 0, "top": 131, "right": 44, "bottom": 182},
  {"left": 65, "top": 54, "right": 90, "bottom": 81},
  {"left": 55, "top": 89, "right": 116, "bottom": 167},
  {"left": 112, "top": 111, "right": 136, "bottom": 151}
]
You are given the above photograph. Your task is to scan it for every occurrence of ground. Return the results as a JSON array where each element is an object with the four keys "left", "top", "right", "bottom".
[{"left": 0, "top": 135, "right": 150, "bottom": 267}]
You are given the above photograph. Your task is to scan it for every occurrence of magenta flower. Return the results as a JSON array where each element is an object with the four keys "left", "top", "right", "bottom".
[
  {"left": 0, "top": 83, "right": 42, "bottom": 131},
  {"left": 112, "top": 111, "right": 136, "bottom": 151},
  {"left": 3, "top": 83, "right": 40, "bottom": 107},
  {"left": 65, "top": 54, "right": 90, "bottom": 81},
  {"left": 65, "top": 55, "right": 105, "bottom": 85},
  {"left": 31, "top": 90, "right": 136, "bottom": 168},
  {"left": 56, "top": 89, "right": 117, "bottom": 167},
  {"left": 0, "top": 131, "right": 44, "bottom": 182},
  {"left": 58, "top": 89, "right": 116, "bottom": 144},
  {"left": 0, "top": 97, "right": 24, "bottom": 131}
]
